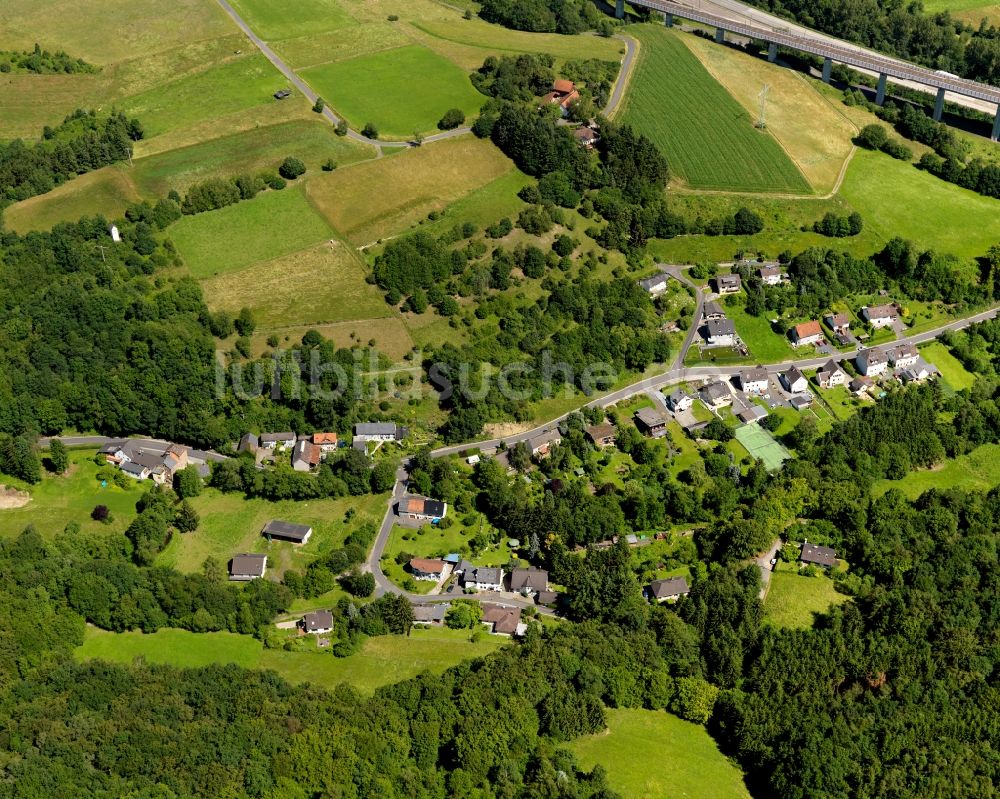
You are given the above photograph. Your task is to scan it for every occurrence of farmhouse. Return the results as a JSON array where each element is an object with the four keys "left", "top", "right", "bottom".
[
  {"left": 856, "top": 348, "right": 889, "bottom": 377},
  {"left": 704, "top": 318, "right": 736, "bottom": 346},
  {"left": 739, "top": 366, "right": 770, "bottom": 395},
  {"left": 702, "top": 300, "right": 726, "bottom": 322},
  {"left": 861, "top": 303, "right": 899, "bottom": 329},
  {"left": 816, "top": 359, "right": 848, "bottom": 388},
  {"left": 699, "top": 380, "right": 733, "bottom": 408},
  {"left": 409, "top": 558, "right": 446, "bottom": 581},
  {"left": 261, "top": 520, "right": 313, "bottom": 544},
  {"left": 634, "top": 407, "right": 668, "bottom": 438},
  {"left": 790, "top": 320, "right": 824, "bottom": 347},
  {"left": 781, "top": 366, "right": 809, "bottom": 394},
  {"left": 800, "top": 542, "right": 838, "bottom": 568},
  {"left": 667, "top": 389, "right": 694, "bottom": 412},
  {"left": 229, "top": 553, "right": 267, "bottom": 581},
  {"left": 354, "top": 422, "right": 402, "bottom": 442},
  {"left": 542, "top": 79, "right": 579, "bottom": 116},
  {"left": 101, "top": 440, "right": 189, "bottom": 486},
  {"left": 758, "top": 265, "right": 783, "bottom": 285},
  {"left": 291, "top": 439, "right": 321, "bottom": 472},
  {"left": 712, "top": 274, "right": 742, "bottom": 294},
  {"left": 464, "top": 566, "right": 504, "bottom": 592},
  {"left": 481, "top": 604, "right": 523, "bottom": 636},
  {"left": 397, "top": 496, "right": 447, "bottom": 522},
  {"left": 509, "top": 567, "right": 548, "bottom": 595},
  {"left": 648, "top": 576, "right": 690, "bottom": 602},
  {"left": 529, "top": 429, "right": 562, "bottom": 457},
  {"left": 585, "top": 423, "right": 617, "bottom": 448},
  {"left": 637, "top": 273, "right": 668, "bottom": 296},
  {"left": 260, "top": 432, "right": 295, "bottom": 450},
  {"left": 887, "top": 342, "right": 919, "bottom": 368},
  {"left": 312, "top": 432, "right": 339, "bottom": 454},
  {"left": 300, "top": 610, "right": 334, "bottom": 635}
]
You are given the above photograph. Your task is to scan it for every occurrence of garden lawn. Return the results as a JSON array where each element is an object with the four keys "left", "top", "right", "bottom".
[
  {"left": 76, "top": 625, "right": 507, "bottom": 693},
  {"left": 724, "top": 299, "right": 797, "bottom": 362},
  {"left": 765, "top": 570, "right": 849, "bottom": 629},
  {"left": 620, "top": 26, "right": 809, "bottom": 194},
  {"left": 300, "top": 44, "right": 484, "bottom": 138},
  {"left": 839, "top": 149, "right": 1000, "bottom": 260},
  {"left": 156, "top": 489, "right": 386, "bottom": 577},
  {"left": 305, "top": 136, "right": 514, "bottom": 245},
  {"left": 920, "top": 342, "right": 977, "bottom": 390},
  {"left": 171, "top": 186, "right": 334, "bottom": 279},
  {"left": 201, "top": 241, "right": 390, "bottom": 329},
  {"left": 2, "top": 167, "right": 139, "bottom": 234},
  {"left": 873, "top": 443, "right": 1000, "bottom": 499},
  {"left": 567, "top": 708, "right": 751, "bottom": 799}
]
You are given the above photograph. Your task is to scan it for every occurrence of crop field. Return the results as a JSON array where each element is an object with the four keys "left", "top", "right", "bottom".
[
  {"left": 300, "top": 44, "right": 485, "bottom": 138},
  {"left": 76, "top": 625, "right": 506, "bottom": 693},
  {"left": 567, "top": 708, "right": 751, "bottom": 799},
  {"left": 873, "top": 443, "right": 1000, "bottom": 499},
  {"left": 305, "top": 136, "right": 515, "bottom": 245},
  {"left": 170, "top": 186, "right": 334, "bottom": 279},
  {"left": 765, "top": 570, "right": 849, "bottom": 628},
  {"left": 681, "top": 33, "right": 857, "bottom": 195},
  {"left": 156, "top": 488, "right": 386, "bottom": 577},
  {"left": 620, "top": 26, "right": 810, "bottom": 194},
  {"left": 201, "top": 241, "right": 390, "bottom": 329}
]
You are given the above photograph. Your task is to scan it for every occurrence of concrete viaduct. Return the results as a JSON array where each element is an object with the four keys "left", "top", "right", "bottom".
[{"left": 615, "top": 0, "right": 1000, "bottom": 140}]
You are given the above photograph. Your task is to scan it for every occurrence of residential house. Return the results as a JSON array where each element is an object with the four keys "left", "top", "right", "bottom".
[
  {"left": 573, "top": 125, "right": 599, "bottom": 148},
  {"left": 824, "top": 312, "right": 851, "bottom": 335},
  {"left": 637, "top": 273, "right": 669, "bottom": 296},
  {"left": 397, "top": 496, "right": 448, "bottom": 522},
  {"left": 585, "top": 423, "right": 616, "bottom": 448},
  {"left": 849, "top": 376, "right": 873, "bottom": 395},
  {"left": 541, "top": 79, "right": 579, "bottom": 117},
  {"left": 464, "top": 566, "right": 504, "bottom": 592},
  {"left": 648, "top": 576, "right": 690, "bottom": 602},
  {"left": 121, "top": 461, "right": 151, "bottom": 480},
  {"left": 481, "top": 604, "right": 522, "bottom": 636},
  {"left": 229, "top": 553, "right": 267, "bottom": 581},
  {"left": 856, "top": 348, "right": 889, "bottom": 377},
  {"left": 311, "top": 432, "right": 339, "bottom": 455},
  {"left": 509, "top": 567, "right": 548, "bottom": 596},
  {"left": 704, "top": 318, "right": 736, "bottom": 346},
  {"left": 800, "top": 542, "right": 838, "bottom": 568},
  {"left": 634, "top": 407, "right": 668, "bottom": 438},
  {"left": 412, "top": 604, "right": 448, "bottom": 625},
  {"left": 699, "top": 380, "right": 733, "bottom": 408},
  {"left": 238, "top": 433, "right": 259, "bottom": 455},
  {"left": 409, "top": 558, "right": 447, "bottom": 581},
  {"left": 816, "top": 359, "right": 848, "bottom": 388},
  {"left": 300, "top": 610, "right": 334, "bottom": 635},
  {"left": 535, "top": 590, "right": 559, "bottom": 606},
  {"left": 529, "top": 429, "right": 562, "bottom": 457},
  {"left": 781, "top": 366, "right": 809, "bottom": 394},
  {"left": 354, "top": 422, "right": 402, "bottom": 442},
  {"left": 260, "top": 432, "right": 296, "bottom": 451},
  {"left": 702, "top": 300, "right": 726, "bottom": 322},
  {"left": 739, "top": 366, "right": 770, "bottom": 395},
  {"left": 901, "top": 362, "right": 936, "bottom": 383},
  {"left": 291, "top": 439, "right": 321, "bottom": 472},
  {"left": 789, "top": 394, "right": 812, "bottom": 410},
  {"left": 861, "top": 303, "right": 898, "bottom": 329},
  {"left": 758, "top": 265, "right": 783, "bottom": 285},
  {"left": 261, "top": 520, "right": 313, "bottom": 544},
  {"left": 104, "top": 440, "right": 188, "bottom": 486},
  {"left": 712, "top": 274, "right": 742, "bottom": 294},
  {"left": 887, "top": 342, "right": 919, "bottom": 369},
  {"left": 737, "top": 405, "right": 768, "bottom": 424},
  {"left": 790, "top": 320, "right": 825, "bottom": 347},
  {"left": 667, "top": 389, "right": 694, "bottom": 412}
]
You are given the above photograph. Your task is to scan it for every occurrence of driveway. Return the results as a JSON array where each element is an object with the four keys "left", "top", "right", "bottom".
[{"left": 756, "top": 538, "right": 782, "bottom": 600}]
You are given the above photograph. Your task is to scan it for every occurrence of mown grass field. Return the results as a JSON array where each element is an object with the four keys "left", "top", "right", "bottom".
[
  {"left": 765, "top": 570, "right": 849, "bottom": 628},
  {"left": 201, "top": 241, "right": 390, "bottom": 329},
  {"left": 171, "top": 186, "right": 334, "bottom": 279},
  {"left": 76, "top": 625, "right": 507, "bottom": 693},
  {"left": 157, "top": 488, "right": 386, "bottom": 577},
  {"left": 620, "top": 26, "right": 810, "bottom": 194},
  {"left": 567, "top": 708, "right": 751, "bottom": 799},
  {"left": 680, "top": 33, "right": 857, "bottom": 195},
  {"left": 920, "top": 342, "right": 977, "bottom": 390},
  {"left": 301, "top": 44, "right": 485, "bottom": 138},
  {"left": 922, "top": 0, "right": 1000, "bottom": 24},
  {"left": 722, "top": 297, "right": 797, "bottom": 362},
  {"left": 305, "top": 136, "right": 515, "bottom": 245},
  {"left": 228, "top": 0, "right": 355, "bottom": 40},
  {"left": 873, "top": 443, "right": 1000, "bottom": 499}
]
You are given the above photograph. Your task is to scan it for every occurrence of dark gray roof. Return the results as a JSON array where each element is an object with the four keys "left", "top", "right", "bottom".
[
  {"left": 121, "top": 461, "right": 148, "bottom": 476},
  {"left": 260, "top": 432, "right": 295, "bottom": 442},
  {"left": 703, "top": 300, "right": 725, "bottom": 317},
  {"left": 536, "top": 590, "right": 559, "bottom": 606},
  {"left": 638, "top": 273, "right": 668, "bottom": 291},
  {"left": 783, "top": 366, "right": 806, "bottom": 384},
  {"left": 262, "top": 520, "right": 312, "bottom": 541},
  {"left": 741, "top": 366, "right": 768, "bottom": 383},
  {"left": 412, "top": 604, "right": 449, "bottom": 623},
  {"left": 635, "top": 406, "right": 667, "bottom": 428},
  {"left": 355, "top": 422, "right": 397, "bottom": 436},
  {"left": 238, "top": 433, "right": 259, "bottom": 452},
  {"left": 706, "top": 318, "right": 736, "bottom": 337},
  {"left": 700, "top": 381, "right": 731, "bottom": 401},
  {"left": 510, "top": 567, "right": 548, "bottom": 593},
  {"left": 801, "top": 543, "right": 837, "bottom": 567},
  {"left": 465, "top": 566, "right": 503, "bottom": 585},
  {"left": 650, "top": 576, "right": 690, "bottom": 599},
  {"left": 230, "top": 553, "right": 267, "bottom": 576},
  {"left": 716, "top": 274, "right": 742, "bottom": 287},
  {"left": 302, "top": 610, "right": 333, "bottom": 631}
]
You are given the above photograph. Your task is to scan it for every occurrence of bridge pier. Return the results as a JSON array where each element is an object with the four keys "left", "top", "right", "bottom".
[
  {"left": 615, "top": 0, "right": 624, "bottom": 18},
  {"left": 821, "top": 57, "right": 832, "bottom": 83},
  {"left": 933, "top": 87, "right": 946, "bottom": 121},
  {"left": 993, "top": 109, "right": 1000, "bottom": 141},
  {"left": 664, "top": 11, "right": 673, "bottom": 27},
  {"left": 715, "top": 27, "right": 725, "bottom": 44},
  {"left": 767, "top": 42, "right": 778, "bottom": 63},
  {"left": 876, "top": 73, "right": 887, "bottom": 105}
]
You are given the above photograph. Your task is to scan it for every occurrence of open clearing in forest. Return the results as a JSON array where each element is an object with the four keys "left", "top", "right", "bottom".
[
  {"left": 764, "top": 570, "right": 849, "bottom": 628},
  {"left": 567, "top": 708, "right": 751, "bottom": 799},
  {"left": 619, "top": 25, "right": 810, "bottom": 194},
  {"left": 873, "top": 442, "right": 1000, "bottom": 499}
]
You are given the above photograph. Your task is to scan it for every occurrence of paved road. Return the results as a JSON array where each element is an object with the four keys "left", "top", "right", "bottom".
[
  {"left": 663, "top": 265, "right": 705, "bottom": 370},
  {"left": 604, "top": 33, "right": 639, "bottom": 117},
  {"left": 213, "top": 0, "right": 472, "bottom": 152}
]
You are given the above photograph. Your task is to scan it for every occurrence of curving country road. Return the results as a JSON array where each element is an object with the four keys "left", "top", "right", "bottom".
[{"left": 604, "top": 33, "right": 639, "bottom": 117}]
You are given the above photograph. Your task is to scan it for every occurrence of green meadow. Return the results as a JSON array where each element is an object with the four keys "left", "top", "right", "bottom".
[
  {"left": 568, "top": 708, "right": 751, "bottom": 799},
  {"left": 764, "top": 569, "right": 849, "bottom": 629},
  {"left": 919, "top": 342, "right": 977, "bottom": 391},
  {"left": 228, "top": 0, "right": 355, "bottom": 40},
  {"left": 873, "top": 443, "right": 1000, "bottom": 499}
]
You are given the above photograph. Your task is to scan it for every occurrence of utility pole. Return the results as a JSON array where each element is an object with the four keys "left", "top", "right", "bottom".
[
  {"left": 756, "top": 84, "right": 769, "bottom": 129},
  {"left": 98, "top": 244, "right": 106, "bottom": 263}
]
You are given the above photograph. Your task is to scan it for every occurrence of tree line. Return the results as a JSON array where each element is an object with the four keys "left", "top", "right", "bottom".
[{"left": 0, "top": 43, "right": 96, "bottom": 74}]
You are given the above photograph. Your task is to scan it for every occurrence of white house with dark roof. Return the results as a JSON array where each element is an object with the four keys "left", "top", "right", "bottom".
[
  {"left": 229, "top": 553, "right": 267, "bottom": 581},
  {"left": 464, "top": 566, "right": 504, "bottom": 592},
  {"left": 704, "top": 318, "right": 736, "bottom": 347},
  {"left": 758, "top": 265, "right": 783, "bottom": 285},
  {"left": 637, "top": 273, "right": 669, "bottom": 296},
  {"left": 300, "top": 610, "right": 334, "bottom": 634},
  {"left": 667, "top": 389, "right": 694, "bottom": 412},
  {"left": 713, "top": 274, "right": 742, "bottom": 294},
  {"left": 861, "top": 303, "right": 898, "bottom": 329},
  {"left": 509, "top": 567, "right": 548, "bottom": 595},
  {"left": 816, "top": 359, "right": 848, "bottom": 388},
  {"left": 887, "top": 342, "right": 919, "bottom": 369},
  {"left": 856, "top": 348, "right": 889, "bottom": 377},
  {"left": 260, "top": 432, "right": 296, "bottom": 451},
  {"left": 739, "top": 367, "right": 770, "bottom": 395},
  {"left": 354, "top": 422, "right": 402, "bottom": 442},
  {"left": 781, "top": 366, "right": 808, "bottom": 394},
  {"left": 700, "top": 380, "right": 733, "bottom": 408},
  {"left": 648, "top": 576, "right": 690, "bottom": 602}
]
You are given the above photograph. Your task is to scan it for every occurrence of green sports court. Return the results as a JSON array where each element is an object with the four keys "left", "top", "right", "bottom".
[{"left": 735, "top": 423, "right": 791, "bottom": 471}]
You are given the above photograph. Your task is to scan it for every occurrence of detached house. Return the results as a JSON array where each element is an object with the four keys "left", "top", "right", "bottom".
[
  {"left": 800, "top": 542, "right": 838, "bottom": 568},
  {"left": 702, "top": 300, "right": 726, "bottom": 322},
  {"left": 824, "top": 312, "right": 851, "bottom": 335},
  {"left": 585, "top": 423, "right": 617, "bottom": 448},
  {"left": 397, "top": 496, "right": 447, "bottom": 522},
  {"left": 648, "top": 576, "right": 690, "bottom": 602},
  {"left": 758, "top": 265, "right": 783, "bottom": 285},
  {"left": 887, "top": 342, "right": 919, "bottom": 369},
  {"left": 509, "top": 567, "right": 548, "bottom": 596},
  {"left": 312, "top": 432, "right": 339, "bottom": 455},
  {"left": 409, "top": 558, "right": 447, "bottom": 581},
  {"left": 790, "top": 320, "right": 824, "bottom": 347},
  {"left": 816, "top": 359, "right": 847, "bottom": 388},
  {"left": 634, "top": 407, "right": 668, "bottom": 438},
  {"left": 861, "top": 303, "right": 898, "bottom": 329},
  {"left": 481, "top": 604, "right": 523, "bottom": 636},
  {"left": 667, "top": 389, "right": 694, "bottom": 412},
  {"left": 354, "top": 422, "right": 402, "bottom": 442},
  {"left": 712, "top": 274, "right": 742, "bottom": 295},
  {"left": 300, "top": 610, "right": 334, "bottom": 635},
  {"left": 260, "top": 432, "right": 296, "bottom": 451},
  {"left": 229, "top": 553, "right": 267, "bottom": 581},
  {"left": 291, "top": 439, "right": 321, "bottom": 472},
  {"left": 464, "top": 566, "right": 504, "bottom": 592},
  {"left": 856, "top": 348, "right": 889, "bottom": 377},
  {"left": 637, "top": 273, "right": 669, "bottom": 296},
  {"left": 699, "top": 380, "right": 733, "bottom": 408},
  {"left": 781, "top": 366, "right": 809, "bottom": 394},
  {"left": 529, "top": 430, "right": 562, "bottom": 457},
  {"left": 739, "top": 366, "right": 770, "bottom": 395},
  {"left": 541, "top": 79, "right": 579, "bottom": 117},
  {"left": 704, "top": 318, "right": 736, "bottom": 347}
]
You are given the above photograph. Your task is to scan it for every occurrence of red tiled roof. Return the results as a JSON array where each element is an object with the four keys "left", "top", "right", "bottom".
[
  {"left": 793, "top": 320, "right": 822, "bottom": 338},
  {"left": 312, "top": 432, "right": 338, "bottom": 445},
  {"left": 559, "top": 90, "right": 580, "bottom": 109},
  {"left": 552, "top": 79, "right": 575, "bottom": 94},
  {"left": 409, "top": 558, "right": 445, "bottom": 573},
  {"left": 400, "top": 497, "right": 426, "bottom": 514}
]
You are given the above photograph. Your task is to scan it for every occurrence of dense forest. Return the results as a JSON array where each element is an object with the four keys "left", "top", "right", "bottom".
[{"left": 478, "top": 0, "right": 605, "bottom": 34}]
